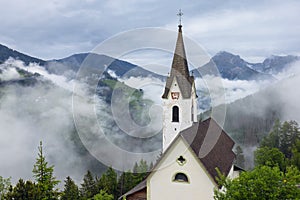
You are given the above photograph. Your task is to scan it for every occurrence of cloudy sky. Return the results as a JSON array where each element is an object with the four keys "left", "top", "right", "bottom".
[{"left": 1, "top": 0, "right": 300, "bottom": 63}]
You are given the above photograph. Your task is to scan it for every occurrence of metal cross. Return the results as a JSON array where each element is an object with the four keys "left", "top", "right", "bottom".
[{"left": 177, "top": 9, "right": 183, "bottom": 25}]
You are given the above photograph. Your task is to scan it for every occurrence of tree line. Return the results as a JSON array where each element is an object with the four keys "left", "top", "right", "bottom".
[
  {"left": 3, "top": 120, "right": 300, "bottom": 199},
  {"left": 215, "top": 120, "right": 300, "bottom": 199},
  {"left": 0, "top": 141, "right": 151, "bottom": 200}
]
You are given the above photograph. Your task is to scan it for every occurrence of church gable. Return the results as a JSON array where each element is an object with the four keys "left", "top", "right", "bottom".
[
  {"left": 147, "top": 137, "right": 217, "bottom": 200},
  {"left": 121, "top": 118, "right": 236, "bottom": 200}
]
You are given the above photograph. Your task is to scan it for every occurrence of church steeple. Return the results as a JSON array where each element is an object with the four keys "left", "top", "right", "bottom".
[
  {"left": 170, "top": 24, "right": 189, "bottom": 78},
  {"left": 162, "top": 24, "right": 195, "bottom": 99},
  {"left": 161, "top": 15, "right": 198, "bottom": 152}
]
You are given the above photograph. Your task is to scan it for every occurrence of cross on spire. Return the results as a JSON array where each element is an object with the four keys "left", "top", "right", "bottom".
[{"left": 177, "top": 9, "right": 183, "bottom": 26}]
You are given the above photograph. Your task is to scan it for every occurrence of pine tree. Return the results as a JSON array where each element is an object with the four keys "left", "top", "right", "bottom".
[
  {"left": 132, "top": 159, "right": 148, "bottom": 186},
  {"left": 32, "top": 141, "right": 59, "bottom": 200},
  {"left": 0, "top": 176, "right": 11, "bottom": 199},
  {"left": 61, "top": 176, "right": 80, "bottom": 200},
  {"left": 291, "top": 140, "right": 300, "bottom": 170},
  {"left": 279, "top": 121, "right": 300, "bottom": 158},
  {"left": 98, "top": 167, "right": 117, "bottom": 199},
  {"left": 80, "top": 170, "right": 98, "bottom": 199},
  {"left": 92, "top": 190, "right": 114, "bottom": 200},
  {"left": 260, "top": 120, "right": 300, "bottom": 159},
  {"left": 261, "top": 119, "right": 281, "bottom": 148},
  {"left": 116, "top": 171, "right": 136, "bottom": 197},
  {"left": 6, "top": 179, "right": 39, "bottom": 200}
]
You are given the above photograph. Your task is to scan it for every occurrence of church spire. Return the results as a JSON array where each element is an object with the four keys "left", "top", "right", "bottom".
[
  {"left": 162, "top": 17, "right": 194, "bottom": 99},
  {"left": 170, "top": 23, "right": 189, "bottom": 78},
  {"left": 161, "top": 12, "right": 198, "bottom": 152}
]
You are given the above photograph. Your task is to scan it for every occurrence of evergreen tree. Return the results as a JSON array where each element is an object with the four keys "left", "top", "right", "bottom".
[
  {"left": 291, "top": 139, "right": 300, "bottom": 170},
  {"left": 80, "top": 170, "right": 98, "bottom": 199},
  {"left": 149, "top": 162, "right": 154, "bottom": 171},
  {"left": 132, "top": 159, "right": 148, "bottom": 185},
  {"left": 90, "top": 190, "right": 113, "bottom": 200},
  {"left": 32, "top": 141, "right": 59, "bottom": 200},
  {"left": 132, "top": 163, "right": 139, "bottom": 174},
  {"left": 279, "top": 121, "right": 300, "bottom": 158},
  {"left": 116, "top": 171, "right": 136, "bottom": 197},
  {"left": 136, "top": 159, "right": 148, "bottom": 174},
  {"left": 98, "top": 167, "right": 117, "bottom": 199},
  {"left": 0, "top": 176, "right": 11, "bottom": 199},
  {"left": 61, "top": 176, "right": 80, "bottom": 200},
  {"left": 261, "top": 119, "right": 281, "bottom": 148},
  {"left": 260, "top": 120, "right": 300, "bottom": 159},
  {"left": 6, "top": 179, "right": 39, "bottom": 200},
  {"left": 234, "top": 146, "right": 245, "bottom": 168}
]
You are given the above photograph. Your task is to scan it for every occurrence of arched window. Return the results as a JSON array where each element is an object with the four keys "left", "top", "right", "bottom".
[
  {"left": 172, "top": 106, "right": 179, "bottom": 122},
  {"left": 173, "top": 172, "right": 189, "bottom": 183}
]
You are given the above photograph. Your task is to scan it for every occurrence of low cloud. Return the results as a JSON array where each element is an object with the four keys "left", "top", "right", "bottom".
[
  {"left": 0, "top": 60, "right": 97, "bottom": 185},
  {"left": 1, "top": 55, "right": 300, "bottom": 182},
  {"left": 0, "top": 61, "right": 21, "bottom": 81}
]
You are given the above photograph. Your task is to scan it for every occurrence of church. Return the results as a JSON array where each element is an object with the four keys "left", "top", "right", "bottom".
[{"left": 120, "top": 21, "right": 241, "bottom": 200}]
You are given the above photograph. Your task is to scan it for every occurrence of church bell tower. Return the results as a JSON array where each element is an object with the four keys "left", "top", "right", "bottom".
[{"left": 162, "top": 19, "right": 198, "bottom": 152}]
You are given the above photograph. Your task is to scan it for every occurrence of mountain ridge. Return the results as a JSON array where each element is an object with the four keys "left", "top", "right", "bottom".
[{"left": 0, "top": 43, "right": 298, "bottom": 81}]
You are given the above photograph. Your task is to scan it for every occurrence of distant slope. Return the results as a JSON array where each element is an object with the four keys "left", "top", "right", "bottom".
[
  {"left": 1, "top": 43, "right": 298, "bottom": 82},
  {"left": 252, "top": 55, "right": 299, "bottom": 74},
  {"left": 0, "top": 44, "right": 45, "bottom": 65},
  {"left": 203, "top": 72, "right": 300, "bottom": 149},
  {"left": 0, "top": 59, "right": 159, "bottom": 177},
  {"left": 45, "top": 53, "right": 165, "bottom": 80},
  {"left": 192, "top": 51, "right": 274, "bottom": 80},
  {"left": 0, "top": 44, "right": 164, "bottom": 80}
]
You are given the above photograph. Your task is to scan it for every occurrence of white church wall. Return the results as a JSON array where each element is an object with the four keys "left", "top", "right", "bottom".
[
  {"left": 148, "top": 138, "right": 216, "bottom": 200},
  {"left": 162, "top": 77, "right": 197, "bottom": 151}
]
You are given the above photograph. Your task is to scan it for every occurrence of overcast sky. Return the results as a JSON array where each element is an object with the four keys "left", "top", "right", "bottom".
[{"left": 1, "top": 0, "right": 300, "bottom": 63}]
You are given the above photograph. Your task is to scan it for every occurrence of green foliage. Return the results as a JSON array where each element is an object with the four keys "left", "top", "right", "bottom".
[
  {"left": 132, "top": 159, "right": 148, "bottom": 187},
  {"left": 90, "top": 190, "right": 113, "bottom": 200},
  {"left": 5, "top": 179, "right": 39, "bottom": 200},
  {"left": 116, "top": 159, "right": 151, "bottom": 198},
  {"left": 214, "top": 166, "right": 300, "bottom": 200},
  {"left": 61, "top": 176, "right": 80, "bottom": 200},
  {"left": 133, "top": 159, "right": 148, "bottom": 174},
  {"left": 101, "top": 79, "right": 153, "bottom": 126},
  {"left": 254, "top": 147, "right": 286, "bottom": 171},
  {"left": 116, "top": 171, "right": 136, "bottom": 198},
  {"left": 97, "top": 167, "right": 117, "bottom": 198},
  {"left": 260, "top": 120, "right": 300, "bottom": 159},
  {"left": 291, "top": 139, "right": 300, "bottom": 170},
  {"left": 0, "top": 176, "right": 11, "bottom": 199},
  {"left": 280, "top": 120, "right": 300, "bottom": 158},
  {"left": 260, "top": 119, "right": 280, "bottom": 148},
  {"left": 80, "top": 170, "right": 98, "bottom": 199},
  {"left": 32, "top": 141, "right": 59, "bottom": 200}
]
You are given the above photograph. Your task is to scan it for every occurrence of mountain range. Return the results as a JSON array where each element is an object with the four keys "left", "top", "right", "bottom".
[
  {"left": 1, "top": 43, "right": 299, "bottom": 173},
  {"left": 1, "top": 44, "right": 299, "bottom": 81}
]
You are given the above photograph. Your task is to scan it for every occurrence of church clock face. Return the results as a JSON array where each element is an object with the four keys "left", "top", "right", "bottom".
[{"left": 171, "top": 92, "right": 180, "bottom": 100}]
